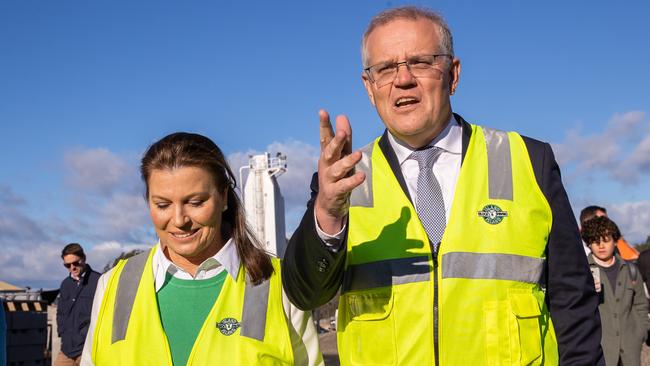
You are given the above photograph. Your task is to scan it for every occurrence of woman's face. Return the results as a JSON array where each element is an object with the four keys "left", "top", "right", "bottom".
[{"left": 147, "top": 166, "right": 227, "bottom": 266}]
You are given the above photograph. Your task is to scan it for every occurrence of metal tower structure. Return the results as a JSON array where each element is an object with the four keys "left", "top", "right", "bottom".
[{"left": 239, "top": 152, "right": 288, "bottom": 258}]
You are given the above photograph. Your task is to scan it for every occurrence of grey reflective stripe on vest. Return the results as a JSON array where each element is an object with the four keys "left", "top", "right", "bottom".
[
  {"left": 240, "top": 278, "right": 270, "bottom": 341},
  {"left": 112, "top": 250, "right": 150, "bottom": 343},
  {"left": 349, "top": 142, "right": 374, "bottom": 208},
  {"left": 342, "top": 256, "right": 430, "bottom": 293},
  {"left": 441, "top": 252, "right": 544, "bottom": 284},
  {"left": 111, "top": 249, "right": 271, "bottom": 342},
  {"left": 482, "top": 127, "right": 513, "bottom": 200}
]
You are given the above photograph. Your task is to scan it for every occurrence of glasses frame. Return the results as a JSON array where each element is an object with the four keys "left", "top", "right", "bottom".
[
  {"left": 364, "top": 54, "right": 452, "bottom": 87},
  {"left": 63, "top": 260, "right": 83, "bottom": 268}
]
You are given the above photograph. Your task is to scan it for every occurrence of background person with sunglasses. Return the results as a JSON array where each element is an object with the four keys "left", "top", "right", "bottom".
[{"left": 56, "top": 243, "right": 100, "bottom": 366}]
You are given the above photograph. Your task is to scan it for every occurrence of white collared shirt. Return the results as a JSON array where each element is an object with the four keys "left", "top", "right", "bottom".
[
  {"left": 387, "top": 114, "right": 462, "bottom": 222},
  {"left": 153, "top": 238, "right": 239, "bottom": 292}
]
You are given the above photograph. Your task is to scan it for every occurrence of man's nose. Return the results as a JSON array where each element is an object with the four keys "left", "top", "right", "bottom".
[{"left": 393, "top": 63, "right": 417, "bottom": 87}]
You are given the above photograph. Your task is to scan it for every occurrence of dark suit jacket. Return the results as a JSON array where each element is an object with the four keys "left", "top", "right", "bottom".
[
  {"left": 282, "top": 114, "right": 604, "bottom": 365},
  {"left": 57, "top": 265, "right": 100, "bottom": 358}
]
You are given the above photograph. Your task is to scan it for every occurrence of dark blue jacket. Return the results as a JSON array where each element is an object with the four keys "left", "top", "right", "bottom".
[{"left": 56, "top": 265, "right": 100, "bottom": 358}]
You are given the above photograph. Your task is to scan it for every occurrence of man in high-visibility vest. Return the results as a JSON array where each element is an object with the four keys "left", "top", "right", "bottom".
[{"left": 282, "top": 6, "right": 604, "bottom": 365}]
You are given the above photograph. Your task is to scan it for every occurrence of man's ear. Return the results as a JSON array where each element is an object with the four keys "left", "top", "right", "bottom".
[
  {"left": 448, "top": 58, "right": 461, "bottom": 96},
  {"left": 362, "top": 73, "right": 376, "bottom": 106}
]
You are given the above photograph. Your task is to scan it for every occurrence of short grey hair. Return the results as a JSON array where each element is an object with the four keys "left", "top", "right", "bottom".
[{"left": 361, "top": 6, "right": 455, "bottom": 68}]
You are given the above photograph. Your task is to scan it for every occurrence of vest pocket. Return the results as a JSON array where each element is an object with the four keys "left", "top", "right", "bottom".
[
  {"left": 343, "top": 289, "right": 396, "bottom": 365},
  {"left": 484, "top": 291, "right": 543, "bottom": 366}
]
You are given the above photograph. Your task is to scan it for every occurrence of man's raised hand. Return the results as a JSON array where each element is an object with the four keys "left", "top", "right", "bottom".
[{"left": 314, "top": 109, "right": 365, "bottom": 235}]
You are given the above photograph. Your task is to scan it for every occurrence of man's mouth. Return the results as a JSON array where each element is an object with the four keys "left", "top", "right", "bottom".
[{"left": 394, "top": 96, "right": 419, "bottom": 108}]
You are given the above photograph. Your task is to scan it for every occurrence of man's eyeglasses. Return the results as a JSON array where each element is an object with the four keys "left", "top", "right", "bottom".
[
  {"left": 63, "top": 260, "right": 83, "bottom": 268},
  {"left": 364, "top": 54, "right": 452, "bottom": 88}
]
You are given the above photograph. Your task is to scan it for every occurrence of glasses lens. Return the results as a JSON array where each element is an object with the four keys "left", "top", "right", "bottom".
[
  {"left": 370, "top": 55, "right": 449, "bottom": 88},
  {"left": 64, "top": 261, "right": 80, "bottom": 268}
]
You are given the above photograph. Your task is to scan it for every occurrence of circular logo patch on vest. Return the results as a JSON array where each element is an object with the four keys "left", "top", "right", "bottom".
[
  {"left": 217, "top": 317, "right": 241, "bottom": 336},
  {"left": 477, "top": 204, "right": 508, "bottom": 225}
]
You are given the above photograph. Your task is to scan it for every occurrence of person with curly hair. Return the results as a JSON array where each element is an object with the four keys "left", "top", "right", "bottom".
[{"left": 583, "top": 216, "right": 650, "bottom": 366}]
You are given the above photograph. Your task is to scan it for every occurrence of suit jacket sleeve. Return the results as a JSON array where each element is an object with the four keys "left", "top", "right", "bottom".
[
  {"left": 525, "top": 138, "right": 605, "bottom": 365},
  {"left": 281, "top": 173, "right": 347, "bottom": 310}
]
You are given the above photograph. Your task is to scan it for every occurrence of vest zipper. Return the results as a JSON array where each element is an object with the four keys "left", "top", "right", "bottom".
[{"left": 432, "top": 244, "right": 440, "bottom": 366}]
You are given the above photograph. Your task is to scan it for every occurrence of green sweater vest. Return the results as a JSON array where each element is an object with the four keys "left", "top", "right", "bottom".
[{"left": 156, "top": 271, "right": 228, "bottom": 365}]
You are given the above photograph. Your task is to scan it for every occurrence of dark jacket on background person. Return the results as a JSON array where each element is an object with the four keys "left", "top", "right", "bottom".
[
  {"left": 636, "top": 249, "right": 650, "bottom": 347},
  {"left": 636, "top": 250, "right": 650, "bottom": 294},
  {"left": 589, "top": 254, "right": 650, "bottom": 366},
  {"left": 57, "top": 265, "right": 100, "bottom": 358}
]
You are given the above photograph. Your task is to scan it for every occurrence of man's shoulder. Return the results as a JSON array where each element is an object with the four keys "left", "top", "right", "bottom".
[
  {"left": 458, "top": 115, "right": 551, "bottom": 157},
  {"left": 89, "top": 269, "right": 101, "bottom": 279},
  {"left": 59, "top": 276, "right": 73, "bottom": 291},
  {"left": 520, "top": 134, "right": 550, "bottom": 157},
  {"left": 86, "top": 267, "right": 102, "bottom": 285}
]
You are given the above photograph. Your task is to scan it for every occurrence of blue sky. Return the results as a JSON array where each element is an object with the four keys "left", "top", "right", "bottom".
[{"left": 1, "top": 0, "right": 649, "bottom": 289}]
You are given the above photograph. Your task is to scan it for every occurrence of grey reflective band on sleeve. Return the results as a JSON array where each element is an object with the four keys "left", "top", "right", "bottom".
[
  {"left": 112, "top": 250, "right": 150, "bottom": 343},
  {"left": 240, "top": 278, "right": 270, "bottom": 341},
  {"left": 482, "top": 127, "right": 513, "bottom": 200},
  {"left": 441, "top": 252, "right": 545, "bottom": 284},
  {"left": 342, "top": 256, "right": 431, "bottom": 293},
  {"left": 349, "top": 142, "right": 374, "bottom": 208}
]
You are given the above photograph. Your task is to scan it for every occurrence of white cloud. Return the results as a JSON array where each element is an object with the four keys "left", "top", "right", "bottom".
[
  {"left": 0, "top": 147, "right": 154, "bottom": 288},
  {"left": 64, "top": 147, "right": 134, "bottom": 196},
  {"left": 95, "top": 193, "right": 153, "bottom": 243},
  {"left": 0, "top": 185, "right": 26, "bottom": 206},
  {"left": 608, "top": 111, "right": 648, "bottom": 138},
  {"left": 552, "top": 111, "right": 650, "bottom": 184},
  {"left": 88, "top": 241, "right": 152, "bottom": 273},
  {"left": 0, "top": 187, "right": 53, "bottom": 254},
  {"left": 0, "top": 243, "right": 63, "bottom": 285},
  {"left": 606, "top": 201, "right": 650, "bottom": 245}
]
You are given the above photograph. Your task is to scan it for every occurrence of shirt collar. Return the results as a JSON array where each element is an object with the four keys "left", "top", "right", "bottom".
[
  {"left": 153, "top": 237, "right": 241, "bottom": 292},
  {"left": 388, "top": 114, "right": 462, "bottom": 166}
]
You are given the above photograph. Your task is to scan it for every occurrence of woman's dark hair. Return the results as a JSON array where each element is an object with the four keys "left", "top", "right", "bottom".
[
  {"left": 581, "top": 216, "right": 622, "bottom": 245},
  {"left": 140, "top": 132, "right": 273, "bottom": 284}
]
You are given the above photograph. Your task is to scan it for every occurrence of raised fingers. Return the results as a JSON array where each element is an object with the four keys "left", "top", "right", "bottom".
[
  {"left": 319, "top": 109, "right": 334, "bottom": 150},
  {"left": 327, "top": 150, "right": 361, "bottom": 181},
  {"left": 335, "top": 114, "right": 352, "bottom": 156},
  {"left": 336, "top": 170, "right": 366, "bottom": 194},
  {"left": 321, "top": 126, "right": 350, "bottom": 164}
]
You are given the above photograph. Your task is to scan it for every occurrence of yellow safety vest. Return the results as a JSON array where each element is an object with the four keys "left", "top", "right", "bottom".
[
  {"left": 339, "top": 125, "right": 558, "bottom": 365},
  {"left": 91, "top": 247, "right": 294, "bottom": 365}
]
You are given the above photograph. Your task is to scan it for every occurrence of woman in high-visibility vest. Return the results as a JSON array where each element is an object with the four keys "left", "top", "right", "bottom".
[{"left": 81, "top": 132, "right": 323, "bottom": 365}]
